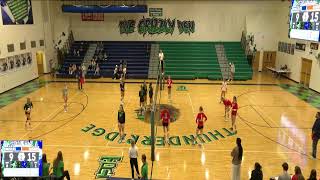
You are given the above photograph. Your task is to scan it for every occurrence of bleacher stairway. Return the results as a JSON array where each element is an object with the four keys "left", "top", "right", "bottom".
[
  {"left": 215, "top": 44, "right": 230, "bottom": 80},
  {"left": 223, "top": 42, "right": 253, "bottom": 80}
]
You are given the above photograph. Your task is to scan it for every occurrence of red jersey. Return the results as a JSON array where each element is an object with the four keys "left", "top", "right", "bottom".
[
  {"left": 196, "top": 112, "right": 207, "bottom": 126},
  {"left": 231, "top": 102, "right": 238, "bottom": 115},
  {"left": 223, "top": 99, "right": 232, "bottom": 107},
  {"left": 160, "top": 109, "right": 170, "bottom": 123},
  {"left": 167, "top": 79, "right": 172, "bottom": 88}
]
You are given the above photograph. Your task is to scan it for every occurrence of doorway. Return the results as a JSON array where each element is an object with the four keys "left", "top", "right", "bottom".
[
  {"left": 252, "top": 51, "right": 260, "bottom": 71},
  {"left": 262, "top": 51, "right": 276, "bottom": 71},
  {"left": 300, "top": 58, "right": 312, "bottom": 88},
  {"left": 36, "top": 51, "right": 44, "bottom": 75}
]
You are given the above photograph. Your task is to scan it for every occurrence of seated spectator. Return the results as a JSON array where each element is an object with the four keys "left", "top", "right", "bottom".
[
  {"left": 123, "top": 66, "right": 127, "bottom": 79},
  {"left": 68, "top": 65, "right": 72, "bottom": 75},
  {"left": 113, "top": 65, "right": 119, "bottom": 80},
  {"left": 53, "top": 151, "right": 70, "bottom": 180},
  {"left": 280, "top": 64, "right": 288, "bottom": 71},
  {"left": 104, "top": 52, "right": 108, "bottom": 60},
  {"left": 42, "top": 153, "right": 50, "bottom": 179},
  {"left": 292, "top": 166, "right": 304, "bottom": 180},
  {"left": 77, "top": 50, "right": 80, "bottom": 56},
  {"left": 72, "top": 64, "right": 77, "bottom": 74},
  {"left": 73, "top": 49, "right": 77, "bottom": 56},
  {"left": 307, "top": 169, "right": 317, "bottom": 180},
  {"left": 94, "top": 63, "right": 100, "bottom": 76},
  {"left": 81, "top": 63, "right": 86, "bottom": 75},
  {"left": 88, "top": 60, "right": 93, "bottom": 70},
  {"left": 250, "top": 162, "right": 263, "bottom": 180},
  {"left": 141, "top": 154, "right": 148, "bottom": 180},
  {"left": 278, "top": 162, "right": 291, "bottom": 180},
  {"left": 92, "top": 60, "right": 96, "bottom": 69}
]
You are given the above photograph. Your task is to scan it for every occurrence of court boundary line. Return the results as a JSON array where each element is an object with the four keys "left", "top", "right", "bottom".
[
  {"left": 237, "top": 89, "right": 316, "bottom": 160},
  {"left": 44, "top": 144, "right": 300, "bottom": 154},
  {"left": 20, "top": 90, "right": 81, "bottom": 139},
  {"left": 106, "top": 93, "right": 133, "bottom": 147}
]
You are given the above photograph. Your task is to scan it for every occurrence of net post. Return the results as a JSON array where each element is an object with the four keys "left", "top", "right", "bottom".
[{"left": 150, "top": 106, "right": 155, "bottom": 162}]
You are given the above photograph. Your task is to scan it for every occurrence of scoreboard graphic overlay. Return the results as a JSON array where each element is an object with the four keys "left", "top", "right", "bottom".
[
  {"left": 289, "top": 0, "right": 320, "bottom": 41},
  {"left": 0, "top": 140, "right": 43, "bottom": 177}
]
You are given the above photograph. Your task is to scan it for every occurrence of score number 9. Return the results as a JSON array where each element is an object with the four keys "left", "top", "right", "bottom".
[{"left": 9, "top": 153, "right": 13, "bottom": 161}]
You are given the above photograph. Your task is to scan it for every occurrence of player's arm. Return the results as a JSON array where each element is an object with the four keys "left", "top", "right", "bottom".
[
  {"left": 204, "top": 114, "right": 207, "bottom": 121},
  {"left": 195, "top": 113, "right": 199, "bottom": 123}
]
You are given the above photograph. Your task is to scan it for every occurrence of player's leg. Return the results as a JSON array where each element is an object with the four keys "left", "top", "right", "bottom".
[
  {"left": 199, "top": 128, "right": 204, "bottom": 145},
  {"left": 233, "top": 115, "right": 237, "bottom": 133},
  {"left": 193, "top": 128, "right": 199, "bottom": 145},
  {"left": 220, "top": 91, "right": 224, "bottom": 103},
  {"left": 163, "top": 125, "right": 166, "bottom": 142},
  {"left": 167, "top": 125, "right": 170, "bottom": 144},
  {"left": 224, "top": 106, "right": 227, "bottom": 118},
  {"left": 122, "top": 123, "right": 125, "bottom": 139},
  {"left": 231, "top": 115, "right": 235, "bottom": 132},
  {"left": 64, "top": 96, "right": 68, "bottom": 112},
  {"left": 118, "top": 123, "right": 121, "bottom": 137}
]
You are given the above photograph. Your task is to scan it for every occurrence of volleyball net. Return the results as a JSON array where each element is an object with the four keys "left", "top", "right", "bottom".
[{"left": 150, "top": 61, "right": 163, "bottom": 178}]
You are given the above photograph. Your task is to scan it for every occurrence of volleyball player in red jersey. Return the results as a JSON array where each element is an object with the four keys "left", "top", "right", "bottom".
[
  {"left": 231, "top": 96, "right": 238, "bottom": 133},
  {"left": 167, "top": 76, "right": 172, "bottom": 100},
  {"left": 195, "top": 106, "right": 207, "bottom": 145},
  {"left": 223, "top": 97, "right": 232, "bottom": 120},
  {"left": 161, "top": 108, "right": 171, "bottom": 144}
]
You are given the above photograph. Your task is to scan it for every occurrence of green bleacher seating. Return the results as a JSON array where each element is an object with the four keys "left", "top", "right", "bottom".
[{"left": 159, "top": 42, "right": 222, "bottom": 80}]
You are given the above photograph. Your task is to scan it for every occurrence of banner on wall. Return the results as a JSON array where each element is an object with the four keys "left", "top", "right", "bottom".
[
  {"left": 119, "top": 17, "right": 195, "bottom": 36},
  {"left": 0, "top": 53, "right": 32, "bottom": 75},
  {"left": 0, "top": 0, "right": 34, "bottom": 25}
]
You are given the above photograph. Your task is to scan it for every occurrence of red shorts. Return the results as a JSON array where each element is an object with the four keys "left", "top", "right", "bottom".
[
  {"left": 231, "top": 111, "right": 237, "bottom": 116},
  {"left": 162, "top": 122, "right": 169, "bottom": 127},
  {"left": 197, "top": 125, "right": 204, "bottom": 130}
]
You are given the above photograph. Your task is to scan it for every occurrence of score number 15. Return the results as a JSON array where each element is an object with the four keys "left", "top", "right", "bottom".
[{"left": 296, "top": 12, "right": 319, "bottom": 22}]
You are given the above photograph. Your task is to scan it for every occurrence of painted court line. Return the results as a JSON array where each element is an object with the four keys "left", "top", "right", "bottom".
[
  {"left": 245, "top": 93, "right": 306, "bottom": 154},
  {"left": 20, "top": 91, "right": 80, "bottom": 139},
  {"left": 45, "top": 144, "right": 300, "bottom": 154},
  {"left": 106, "top": 94, "right": 132, "bottom": 147},
  {"left": 187, "top": 92, "right": 195, "bottom": 115}
]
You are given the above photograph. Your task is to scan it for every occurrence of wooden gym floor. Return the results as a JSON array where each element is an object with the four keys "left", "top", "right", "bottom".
[{"left": 0, "top": 72, "right": 319, "bottom": 180}]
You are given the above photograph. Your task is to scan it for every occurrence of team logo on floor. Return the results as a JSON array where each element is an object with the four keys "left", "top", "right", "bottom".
[
  {"left": 176, "top": 85, "right": 187, "bottom": 91},
  {"left": 81, "top": 124, "right": 236, "bottom": 146},
  {"left": 95, "top": 156, "right": 123, "bottom": 179},
  {"left": 135, "top": 104, "right": 180, "bottom": 125}
]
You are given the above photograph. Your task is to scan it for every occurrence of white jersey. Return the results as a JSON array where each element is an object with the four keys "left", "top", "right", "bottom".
[
  {"left": 221, "top": 82, "right": 227, "bottom": 92},
  {"left": 231, "top": 64, "right": 235, "bottom": 73},
  {"left": 159, "top": 52, "right": 164, "bottom": 61}
]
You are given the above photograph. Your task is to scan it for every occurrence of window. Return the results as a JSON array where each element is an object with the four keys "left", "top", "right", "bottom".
[
  {"left": 31, "top": 41, "right": 36, "bottom": 48},
  {"left": 40, "top": 40, "right": 44, "bottom": 46},
  {"left": 20, "top": 42, "right": 26, "bottom": 50},
  {"left": 7, "top": 44, "right": 14, "bottom": 52}
]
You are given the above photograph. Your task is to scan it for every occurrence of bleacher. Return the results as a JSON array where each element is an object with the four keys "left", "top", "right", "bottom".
[
  {"left": 98, "top": 42, "right": 151, "bottom": 79},
  {"left": 57, "top": 41, "right": 89, "bottom": 78},
  {"left": 159, "top": 42, "right": 221, "bottom": 80},
  {"left": 223, "top": 42, "right": 253, "bottom": 80}
]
